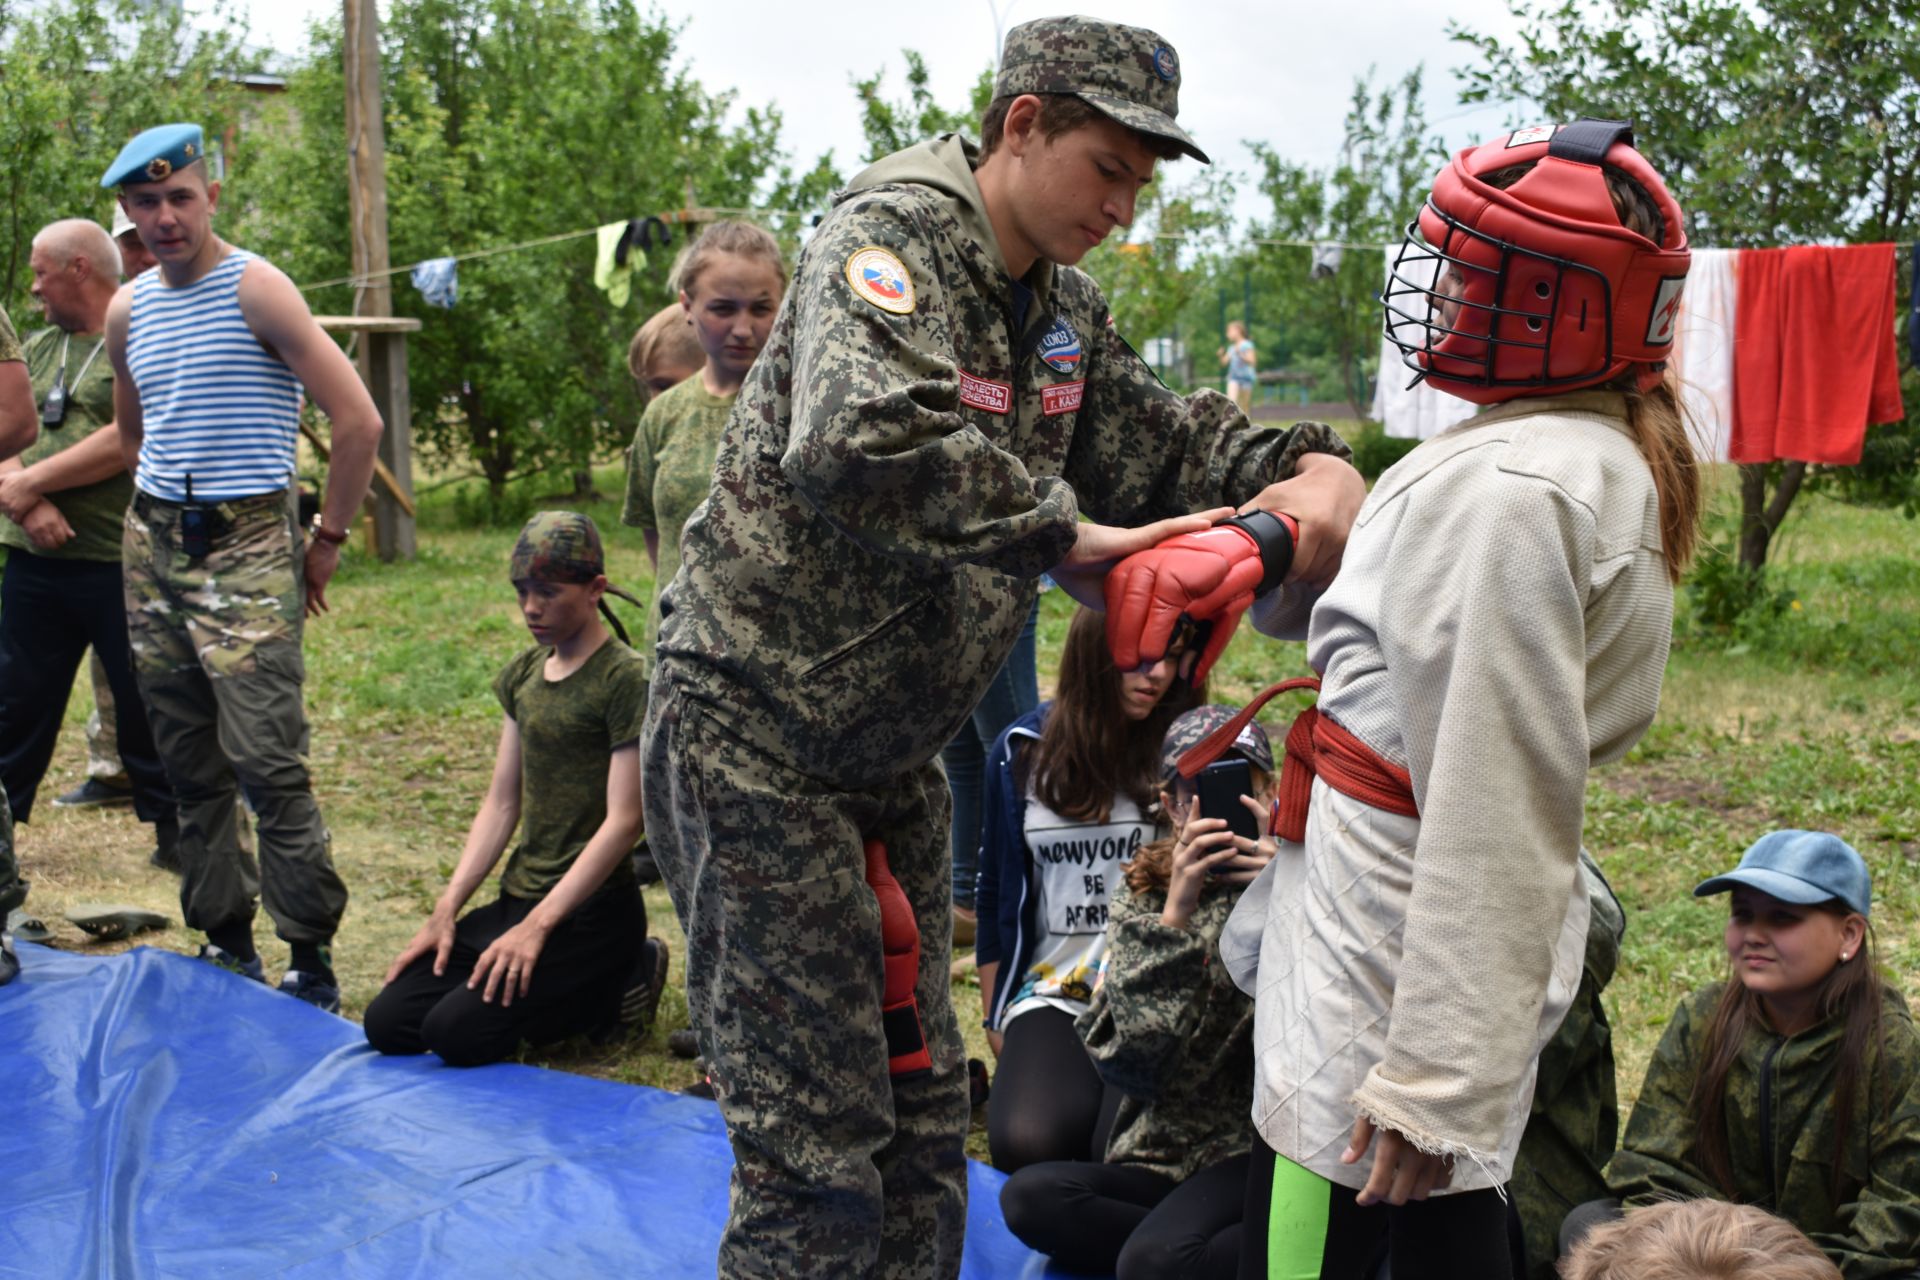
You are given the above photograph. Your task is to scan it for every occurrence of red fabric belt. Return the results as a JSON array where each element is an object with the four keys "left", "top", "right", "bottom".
[{"left": 1175, "top": 676, "right": 1418, "bottom": 843}]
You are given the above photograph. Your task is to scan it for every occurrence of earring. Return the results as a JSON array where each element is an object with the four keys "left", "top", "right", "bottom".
[{"left": 1841, "top": 951, "right": 1852, "bottom": 961}]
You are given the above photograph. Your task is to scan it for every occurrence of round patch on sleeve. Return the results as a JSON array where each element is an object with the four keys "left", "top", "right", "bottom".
[{"left": 845, "top": 246, "right": 916, "bottom": 315}]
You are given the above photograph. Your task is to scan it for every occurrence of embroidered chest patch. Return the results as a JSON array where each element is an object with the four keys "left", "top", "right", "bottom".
[
  {"left": 845, "top": 246, "right": 916, "bottom": 315},
  {"left": 1041, "top": 381, "right": 1084, "bottom": 416},
  {"left": 1037, "top": 316, "right": 1083, "bottom": 374},
  {"left": 958, "top": 370, "right": 1012, "bottom": 415}
]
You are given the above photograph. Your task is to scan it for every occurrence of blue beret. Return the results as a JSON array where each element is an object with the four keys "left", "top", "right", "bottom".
[{"left": 100, "top": 124, "right": 206, "bottom": 189}]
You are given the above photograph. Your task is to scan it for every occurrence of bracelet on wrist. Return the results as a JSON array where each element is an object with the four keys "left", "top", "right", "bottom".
[{"left": 310, "top": 518, "right": 350, "bottom": 546}]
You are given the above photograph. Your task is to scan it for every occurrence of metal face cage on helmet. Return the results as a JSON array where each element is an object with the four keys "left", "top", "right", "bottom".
[{"left": 1381, "top": 118, "right": 1692, "bottom": 406}]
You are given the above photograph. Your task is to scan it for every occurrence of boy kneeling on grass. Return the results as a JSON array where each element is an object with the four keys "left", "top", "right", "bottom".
[{"left": 364, "top": 512, "right": 666, "bottom": 1067}]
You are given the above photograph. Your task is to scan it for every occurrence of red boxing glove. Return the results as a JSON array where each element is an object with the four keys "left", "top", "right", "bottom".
[
  {"left": 864, "top": 839, "right": 932, "bottom": 1078},
  {"left": 1104, "top": 510, "right": 1298, "bottom": 686}
]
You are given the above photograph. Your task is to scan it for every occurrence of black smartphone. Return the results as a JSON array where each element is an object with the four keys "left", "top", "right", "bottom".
[
  {"left": 1196, "top": 758, "right": 1258, "bottom": 842},
  {"left": 179, "top": 507, "right": 211, "bottom": 560}
]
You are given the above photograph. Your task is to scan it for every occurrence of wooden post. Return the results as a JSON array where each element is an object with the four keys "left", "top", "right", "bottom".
[{"left": 343, "top": 0, "right": 415, "bottom": 561}]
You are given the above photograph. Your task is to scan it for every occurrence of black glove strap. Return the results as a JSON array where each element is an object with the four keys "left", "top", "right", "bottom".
[{"left": 1224, "top": 509, "right": 1295, "bottom": 595}]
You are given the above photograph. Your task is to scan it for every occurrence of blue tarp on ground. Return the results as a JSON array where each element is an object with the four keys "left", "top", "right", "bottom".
[{"left": 0, "top": 944, "right": 1078, "bottom": 1278}]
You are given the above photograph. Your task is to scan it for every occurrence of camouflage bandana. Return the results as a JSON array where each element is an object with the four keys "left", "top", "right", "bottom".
[
  {"left": 994, "top": 16, "right": 1210, "bottom": 164},
  {"left": 1159, "top": 704, "right": 1274, "bottom": 784},
  {"left": 511, "top": 511, "right": 605, "bottom": 584}
]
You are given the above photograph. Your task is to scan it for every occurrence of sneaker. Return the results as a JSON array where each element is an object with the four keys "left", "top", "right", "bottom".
[
  {"left": 618, "top": 938, "right": 669, "bottom": 1037},
  {"left": 53, "top": 778, "right": 134, "bottom": 809},
  {"left": 67, "top": 903, "right": 169, "bottom": 942},
  {"left": 5, "top": 909, "right": 52, "bottom": 945},
  {"left": 149, "top": 818, "right": 183, "bottom": 875},
  {"left": 0, "top": 933, "right": 17, "bottom": 986},
  {"left": 196, "top": 943, "right": 266, "bottom": 984},
  {"left": 278, "top": 970, "right": 343, "bottom": 1014},
  {"left": 682, "top": 1076, "right": 716, "bottom": 1100},
  {"left": 666, "top": 1028, "right": 700, "bottom": 1059}
]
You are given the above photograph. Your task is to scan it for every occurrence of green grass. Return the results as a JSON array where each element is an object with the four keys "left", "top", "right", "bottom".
[{"left": 16, "top": 454, "right": 1920, "bottom": 1155}]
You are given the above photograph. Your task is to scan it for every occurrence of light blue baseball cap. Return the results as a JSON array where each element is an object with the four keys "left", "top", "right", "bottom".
[
  {"left": 1694, "top": 829, "right": 1872, "bottom": 918},
  {"left": 101, "top": 123, "right": 205, "bottom": 188}
]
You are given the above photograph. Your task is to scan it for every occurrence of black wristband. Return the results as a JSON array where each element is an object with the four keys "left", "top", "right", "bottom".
[{"left": 1224, "top": 509, "right": 1295, "bottom": 595}]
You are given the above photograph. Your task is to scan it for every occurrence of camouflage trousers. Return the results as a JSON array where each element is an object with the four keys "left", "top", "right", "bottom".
[
  {"left": 84, "top": 650, "right": 129, "bottom": 784},
  {"left": 123, "top": 491, "right": 347, "bottom": 944},
  {"left": 642, "top": 677, "right": 970, "bottom": 1280},
  {"left": 0, "top": 775, "right": 21, "bottom": 918},
  {"left": 1511, "top": 965, "right": 1618, "bottom": 1280}
]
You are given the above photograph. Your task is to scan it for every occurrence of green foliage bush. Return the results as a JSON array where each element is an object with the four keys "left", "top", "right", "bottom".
[{"left": 1341, "top": 418, "right": 1420, "bottom": 481}]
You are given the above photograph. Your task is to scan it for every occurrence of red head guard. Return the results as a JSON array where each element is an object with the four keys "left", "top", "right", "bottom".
[{"left": 1382, "top": 119, "right": 1691, "bottom": 404}]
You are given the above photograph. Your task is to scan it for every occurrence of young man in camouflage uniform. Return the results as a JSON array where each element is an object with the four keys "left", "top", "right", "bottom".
[
  {"left": 102, "top": 124, "right": 384, "bottom": 1012},
  {"left": 0, "top": 301, "right": 41, "bottom": 985},
  {"left": 642, "top": 18, "right": 1365, "bottom": 1277},
  {"left": 0, "top": 220, "right": 177, "bottom": 869}
]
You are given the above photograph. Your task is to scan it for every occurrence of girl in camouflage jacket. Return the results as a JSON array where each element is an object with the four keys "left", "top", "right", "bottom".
[
  {"left": 998, "top": 706, "right": 1275, "bottom": 1279},
  {"left": 1606, "top": 832, "right": 1920, "bottom": 1280}
]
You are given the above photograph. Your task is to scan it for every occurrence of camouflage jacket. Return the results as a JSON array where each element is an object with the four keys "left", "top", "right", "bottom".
[
  {"left": 1607, "top": 981, "right": 1920, "bottom": 1279},
  {"left": 1076, "top": 877, "right": 1255, "bottom": 1182},
  {"left": 654, "top": 134, "right": 1349, "bottom": 789},
  {"left": 1512, "top": 852, "right": 1626, "bottom": 1280}
]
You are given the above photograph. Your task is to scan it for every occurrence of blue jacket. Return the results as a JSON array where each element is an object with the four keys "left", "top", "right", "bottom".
[{"left": 973, "top": 703, "right": 1050, "bottom": 1030}]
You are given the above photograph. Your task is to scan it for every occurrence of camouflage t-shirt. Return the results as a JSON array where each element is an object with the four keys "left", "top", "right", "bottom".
[
  {"left": 620, "top": 373, "right": 735, "bottom": 637},
  {"left": 492, "top": 637, "right": 649, "bottom": 900},
  {"left": 0, "top": 306, "right": 20, "bottom": 364},
  {"left": 1, "top": 326, "right": 132, "bottom": 562}
]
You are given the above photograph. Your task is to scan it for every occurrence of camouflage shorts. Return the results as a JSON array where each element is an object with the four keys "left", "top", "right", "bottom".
[{"left": 122, "top": 490, "right": 303, "bottom": 679}]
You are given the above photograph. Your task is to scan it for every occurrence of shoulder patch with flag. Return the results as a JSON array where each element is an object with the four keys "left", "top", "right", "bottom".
[{"left": 845, "top": 246, "right": 916, "bottom": 315}]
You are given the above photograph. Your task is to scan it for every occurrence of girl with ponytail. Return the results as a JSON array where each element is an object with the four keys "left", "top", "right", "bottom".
[{"left": 1157, "top": 120, "right": 1712, "bottom": 1278}]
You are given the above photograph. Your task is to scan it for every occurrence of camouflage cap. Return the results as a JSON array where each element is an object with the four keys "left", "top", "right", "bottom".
[
  {"left": 995, "top": 16, "right": 1209, "bottom": 164},
  {"left": 1160, "top": 704, "right": 1274, "bottom": 783},
  {"left": 511, "top": 510, "right": 610, "bottom": 585}
]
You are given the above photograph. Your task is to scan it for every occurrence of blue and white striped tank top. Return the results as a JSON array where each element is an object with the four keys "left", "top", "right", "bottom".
[{"left": 126, "top": 248, "right": 302, "bottom": 501}]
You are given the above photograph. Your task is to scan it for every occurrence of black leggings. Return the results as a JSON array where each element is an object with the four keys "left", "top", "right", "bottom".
[
  {"left": 1002, "top": 1152, "right": 1249, "bottom": 1278},
  {"left": 363, "top": 882, "right": 645, "bottom": 1067},
  {"left": 988, "top": 1005, "right": 1120, "bottom": 1172},
  {"left": 1239, "top": 1136, "right": 1516, "bottom": 1280}
]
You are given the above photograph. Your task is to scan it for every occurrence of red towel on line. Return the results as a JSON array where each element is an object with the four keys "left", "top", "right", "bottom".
[{"left": 1730, "top": 243, "right": 1905, "bottom": 466}]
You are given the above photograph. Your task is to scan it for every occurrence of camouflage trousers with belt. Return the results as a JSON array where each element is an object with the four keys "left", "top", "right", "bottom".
[
  {"left": 642, "top": 675, "right": 970, "bottom": 1280},
  {"left": 123, "top": 491, "right": 347, "bottom": 944}
]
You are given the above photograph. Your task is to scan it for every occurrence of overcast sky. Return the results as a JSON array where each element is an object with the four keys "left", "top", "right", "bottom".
[{"left": 230, "top": 0, "right": 1532, "bottom": 233}]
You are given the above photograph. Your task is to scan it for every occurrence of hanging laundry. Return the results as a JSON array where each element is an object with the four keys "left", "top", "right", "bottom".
[
  {"left": 1668, "top": 248, "right": 1738, "bottom": 462},
  {"left": 1731, "top": 244, "right": 1904, "bottom": 467},
  {"left": 593, "top": 221, "right": 646, "bottom": 308},
  {"left": 1310, "top": 243, "right": 1344, "bottom": 279},
  {"left": 1372, "top": 249, "right": 1480, "bottom": 440},
  {"left": 409, "top": 257, "right": 458, "bottom": 310},
  {"left": 1909, "top": 241, "right": 1918, "bottom": 371}
]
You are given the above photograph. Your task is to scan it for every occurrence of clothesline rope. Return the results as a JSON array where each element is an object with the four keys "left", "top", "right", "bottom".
[
  {"left": 300, "top": 218, "right": 1911, "bottom": 296},
  {"left": 295, "top": 204, "right": 810, "bottom": 294}
]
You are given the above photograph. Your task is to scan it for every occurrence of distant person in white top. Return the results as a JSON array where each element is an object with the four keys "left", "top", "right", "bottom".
[
  {"left": 1106, "top": 118, "right": 1702, "bottom": 1277},
  {"left": 102, "top": 123, "right": 383, "bottom": 1013},
  {"left": 1218, "top": 320, "right": 1255, "bottom": 412}
]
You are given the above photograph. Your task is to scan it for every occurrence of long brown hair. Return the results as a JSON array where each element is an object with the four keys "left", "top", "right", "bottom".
[
  {"left": 1124, "top": 766, "right": 1273, "bottom": 894},
  {"left": 1483, "top": 161, "right": 1701, "bottom": 582},
  {"left": 1689, "top": 908, "right": 1886, "bottom": 1207},
  {"left": 1023, "top": 608, "right": 1201, "bottom": 823}
]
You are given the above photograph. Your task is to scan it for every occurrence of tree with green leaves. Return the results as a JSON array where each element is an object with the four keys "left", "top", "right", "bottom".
[
  {"left": 0, "top": 0, "right": 256, "bottom": 311},
  {"left": 851, "top": 51, "right": 994, "bottom": 167},
  {"left": 1238, "top": 69, "right": 1443, "bottom": 414},
  {"left": 236, "top": 0, "right": 830, "bottom": 508},
  {"left": 1452, "top": 0, "right": 1919, "bottom": 569}
]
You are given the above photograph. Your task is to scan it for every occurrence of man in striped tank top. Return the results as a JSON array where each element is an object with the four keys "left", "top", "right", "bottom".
[{"left": 101, "top": 124, "right": 385, "bottom": 1013}]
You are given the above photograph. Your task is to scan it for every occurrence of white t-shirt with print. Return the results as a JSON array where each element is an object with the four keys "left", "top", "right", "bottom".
[{"left": 1003, "top": 791, "right": 1153, "bottom": 1026}]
